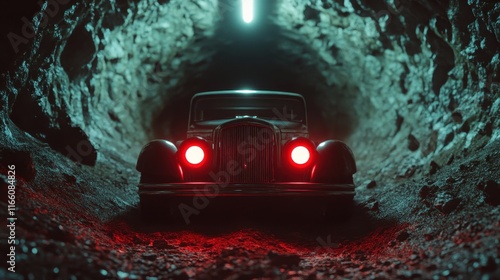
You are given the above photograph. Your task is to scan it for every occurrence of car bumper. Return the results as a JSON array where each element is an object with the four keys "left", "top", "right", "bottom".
[{"left": 138, "top": 182, "right": 355, "bottom": 197}]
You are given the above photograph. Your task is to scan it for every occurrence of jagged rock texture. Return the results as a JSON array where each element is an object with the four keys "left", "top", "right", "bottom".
[
  {"left": 0, "top": 0, "right": 499, "bottom": 278},
  {"left": 2, "top": 0, "right": 498, "bottom": 176}
]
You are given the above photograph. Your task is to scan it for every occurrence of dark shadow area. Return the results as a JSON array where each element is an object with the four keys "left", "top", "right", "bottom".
[
  {"left": 0, "top": 1, "right": 40, "bottom": 74},
  {"left": 60, "top": 23, "right": 96, "bottom": 81}
]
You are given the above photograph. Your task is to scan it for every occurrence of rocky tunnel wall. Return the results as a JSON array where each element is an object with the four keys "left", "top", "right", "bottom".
[{"left": 1, "top": 0, "right": 499, "bottom": 181}]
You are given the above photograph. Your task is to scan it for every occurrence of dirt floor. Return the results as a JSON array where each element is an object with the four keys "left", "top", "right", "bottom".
[{"left": 1, "top": 119, "right": 499, "bottom": 279}]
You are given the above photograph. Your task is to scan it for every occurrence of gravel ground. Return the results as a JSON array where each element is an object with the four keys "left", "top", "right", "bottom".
[{"left": 1, "top": 126, "right": 499, "bottom": 279}]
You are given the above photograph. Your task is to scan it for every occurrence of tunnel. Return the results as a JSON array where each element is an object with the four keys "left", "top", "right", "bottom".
[{"left": 0, "top": 0, "right": 499, "bottom": 278}]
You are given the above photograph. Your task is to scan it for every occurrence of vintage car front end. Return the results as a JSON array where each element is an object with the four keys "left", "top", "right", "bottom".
[{"left": 136, "top": 91, "right": 356, "bottom": 220}]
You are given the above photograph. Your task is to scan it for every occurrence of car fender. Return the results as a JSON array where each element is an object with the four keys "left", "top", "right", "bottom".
[
  {"left": 136, "top": 140, "right": 183, "bottom": 182},
  {"left": 310, "top": 140, "right": 356, "bottom": 184}
]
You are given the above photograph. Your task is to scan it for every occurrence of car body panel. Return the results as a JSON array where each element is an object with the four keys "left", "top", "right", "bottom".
[{"left": 138, "top": 182, "right": 355, "bottom": 197}]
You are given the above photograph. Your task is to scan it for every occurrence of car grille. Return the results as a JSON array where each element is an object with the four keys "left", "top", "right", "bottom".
[{"left": 217, "top": 124, "right": 275, "bottom": 183}]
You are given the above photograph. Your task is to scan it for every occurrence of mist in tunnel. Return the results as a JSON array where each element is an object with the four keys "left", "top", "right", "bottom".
[{"left": 0, "top": 0, "right": 499, "bottom": 278}]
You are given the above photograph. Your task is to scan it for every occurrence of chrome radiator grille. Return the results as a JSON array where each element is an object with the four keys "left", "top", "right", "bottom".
[{"left": 218, "top": 124, "right": 275, "bottom": 183}]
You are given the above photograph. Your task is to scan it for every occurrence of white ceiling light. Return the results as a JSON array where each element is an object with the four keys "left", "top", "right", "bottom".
[
  {"left": 236, "top": 89, "right": 257, "bottom": 94},
  {"left": 242, "top": 0, "right": 254, "bottom": 23}
]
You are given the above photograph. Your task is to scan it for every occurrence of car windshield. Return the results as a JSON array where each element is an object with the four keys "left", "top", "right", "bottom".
[{"left": 191, "top": 96, "right": 306, "bottom": 124}]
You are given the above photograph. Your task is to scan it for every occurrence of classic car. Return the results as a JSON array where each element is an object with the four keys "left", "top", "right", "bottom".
[{"left": 136, "top": 90, "right": 357, "bottom": 221}]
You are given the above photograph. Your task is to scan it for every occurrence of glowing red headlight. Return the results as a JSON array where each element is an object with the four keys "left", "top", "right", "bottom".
[
  {"left": 179, "top": 137, "right": 211, "bottom": 168},
  {"left": 283, "top": 137, "right": 315, "bottom": 168},
  {"left": 185, "top": 146, "right": 205, "bottom": 165},
  {"left": 291, "top": 145, "right": 310, "bottom": 165}
]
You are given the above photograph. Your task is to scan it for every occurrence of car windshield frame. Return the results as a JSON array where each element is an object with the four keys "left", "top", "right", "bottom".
[{"left": 188, "top": 93, "right": 308, "bottom": 127}]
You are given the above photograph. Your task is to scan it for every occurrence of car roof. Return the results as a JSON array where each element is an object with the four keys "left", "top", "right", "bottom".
[
  {"left": 188, "top": 90, "right": 308, "bottom": 128},
  {"left": 192, "top": 90, "right": 305, "bottom": 99}
]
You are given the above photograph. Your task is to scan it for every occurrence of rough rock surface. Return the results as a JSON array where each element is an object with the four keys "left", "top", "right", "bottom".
[{"left": 0, "top": 0, "right": 499, "bottom": 279}]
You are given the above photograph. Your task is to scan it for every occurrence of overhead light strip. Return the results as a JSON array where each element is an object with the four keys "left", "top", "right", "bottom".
[{"left": 242, "top": 0, "right": 254, "bottom": 23}]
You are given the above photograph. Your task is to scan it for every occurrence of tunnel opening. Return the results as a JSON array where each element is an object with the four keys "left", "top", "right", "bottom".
[
  {"left": 1, "top": 0, "right": 499, "bottom": 278},
  {"left": 153, "top": 0, "right": 358, "bottom": 143}
]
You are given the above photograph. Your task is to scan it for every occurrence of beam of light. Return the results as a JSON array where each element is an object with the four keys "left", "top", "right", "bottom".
[{"left": 242, "top": 0, "right": 254, "bottom": 23}]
